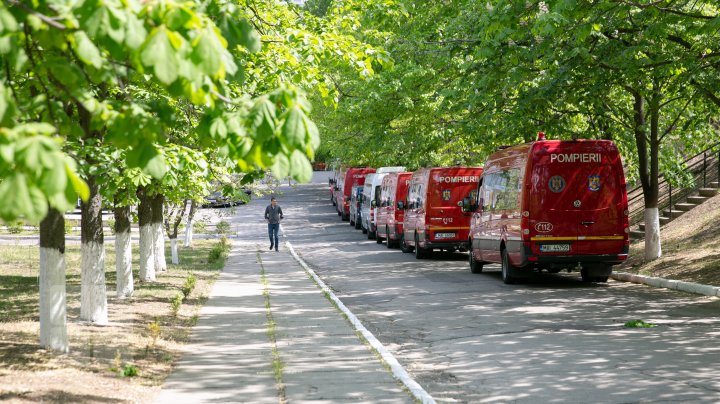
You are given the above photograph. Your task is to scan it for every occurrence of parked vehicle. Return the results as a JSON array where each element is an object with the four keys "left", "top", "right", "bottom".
[
  {"left": 349, "top": 186, "right": 364, "bottom": 228},
  {"left": 360, "top": 167, "right": 405, "bottom": 239},
  {"left": 465, "top": 133, "right": 629, "bottom": 284},
  {"left": 375, "top": 172, "right": 413, "bottom": 248},
  {"left": 329, "top": 167, "right": 346, "bottom": 206},
  {"left": 401, "top": 167, "right": 483, "bottom": 258},
  {"left": 335, "top": 168, "right": 376, "bottom": 221}
]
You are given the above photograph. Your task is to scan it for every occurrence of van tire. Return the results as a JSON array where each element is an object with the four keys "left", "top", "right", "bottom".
[
  {"left": 469, "top": 246, "right": 483, "bottom": 274},
  {"left": 415, "top": 233, "right": 429, "bottom": 259},
  {"left": 400, "top": 234, "right": 413, "bottom": 253},
  {"left": 362, "top": 226, "right": 368, "bottom": 234},
  {"left": 376, "top": 233, "right": 383, "bottom": 244},
  {"left": 355, "top": 219, "right": 362, "bottom": 230},
  {"left": 581, "top": 264, "right": 611, "bottom": 283},
  {"left": 350, "top": 217, "right": 355, "bottom": 226},
  {"left": 501, "top": 249, "right": 517, "bottom": 284},
  {"left": 386, "top": 226, "right": 397, "bottom": 248},
  {"left": 368, "top": 229, "right": 376, "bottom": 240},
  {"left": 341, "top": 212, "right": 349, "bottom": 221}
]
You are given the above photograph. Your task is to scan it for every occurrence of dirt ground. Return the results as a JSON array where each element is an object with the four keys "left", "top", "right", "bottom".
[
  {"left": 620, "top": 191, "right": 720, "bottom": 286},
  {"left": 0, "top": 239, "right": 225, "bottom": 404}
]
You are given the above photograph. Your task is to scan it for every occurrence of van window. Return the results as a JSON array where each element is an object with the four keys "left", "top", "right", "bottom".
[{"left": 483, "top": 169, "right": 521, "bottom": 213}]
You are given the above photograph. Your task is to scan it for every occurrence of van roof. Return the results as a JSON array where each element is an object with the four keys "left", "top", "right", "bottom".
[{"left": 375, "top": 166, "right": 406, "bottom": 174}]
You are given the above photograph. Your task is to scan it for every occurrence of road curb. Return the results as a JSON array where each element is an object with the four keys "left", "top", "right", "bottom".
[
  {"left": 612, "top": 272, "right": 720, "bottom": 297},
  {"left": 285, "top": 240, "right": 436, "bottom": 404}
]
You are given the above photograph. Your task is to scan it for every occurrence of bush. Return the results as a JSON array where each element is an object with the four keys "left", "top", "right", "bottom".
[
  {"left": 148, "top": 320, "right": 161, "bottom": 346},
  {"left": 208, "top": 236, "right": 230, "bottom": 264},
  {"left": 181, "top": 274, "right": 197, "bottom": 300},
  {"left": 65, "top": 220, "right": 78, "bottom": 234},
  {"left": 215, "top": 220, "right": 231, "bottom": 235},
  {"left": 122, "top": 364, "right": 139, "bottom": 377},
  {"left": 193, "top": 220, "right": 207, "bottom": 234},
  {"left": 106, "top": 219, "right": 116, "bottom": 235},
  {"left": 170, "top": 293, "right": 183, "bottom": 317},
  {"left": 7, "top": 221, "right": 24, "bottom": 234}
]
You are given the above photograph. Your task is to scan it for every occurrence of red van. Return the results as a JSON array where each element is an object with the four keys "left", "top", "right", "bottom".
[
  {"left": 335, "top": 168, "right": 375, "bottom": 221},
  {"left": 375, "top": 172, "right": 412, "bottom": 248},
  {"left": 466, "top": 134, "right": 629, "bottom": 284},
  {"left": 401, "top": 167, "right": 483, "bottom": 258}
]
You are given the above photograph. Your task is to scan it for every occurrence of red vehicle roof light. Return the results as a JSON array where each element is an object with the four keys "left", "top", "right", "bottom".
[{"left": 537, "top": 132, "right": 546, "bottom": 141}]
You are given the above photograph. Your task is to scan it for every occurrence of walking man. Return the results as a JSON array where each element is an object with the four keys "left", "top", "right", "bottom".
[{"left": 264, "top": 197, "right": 284, "bottom": 251}]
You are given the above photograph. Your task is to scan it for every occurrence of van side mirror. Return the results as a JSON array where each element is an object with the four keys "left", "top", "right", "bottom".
[
  {"left": 397, "top": 201, "right": 405, "bottom": 210},
  {"left": 461, "top": 197, "right": 471, "bottom": 212},
  {"left": 371, "top": 200, "right": 377, "bottom": 208}
]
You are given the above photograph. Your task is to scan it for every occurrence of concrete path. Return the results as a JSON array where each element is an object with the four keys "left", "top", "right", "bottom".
[{"left": 155, "top": 237, "right": 412, "bottom": 403}]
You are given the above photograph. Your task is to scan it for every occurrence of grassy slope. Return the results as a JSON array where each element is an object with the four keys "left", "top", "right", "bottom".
[{"left": 620, "top": 192, "right": 720, "bottom": 286}]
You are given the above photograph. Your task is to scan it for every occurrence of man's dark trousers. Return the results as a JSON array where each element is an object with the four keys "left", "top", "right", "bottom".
[{"left": 268, "top": 223, "right": 280, "bottom": 250}]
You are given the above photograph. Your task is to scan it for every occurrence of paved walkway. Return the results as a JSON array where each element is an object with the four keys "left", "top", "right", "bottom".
[{"left": 155, "top": 239, "right": 412, "bottom": 403}]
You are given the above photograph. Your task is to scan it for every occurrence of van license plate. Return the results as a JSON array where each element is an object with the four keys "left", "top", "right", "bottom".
[
  {"left": 435, "top": 232, "right": 456, "bottom": 239},
  {"left": 540, "top": 244, "right": 571, "bottom": 253}
]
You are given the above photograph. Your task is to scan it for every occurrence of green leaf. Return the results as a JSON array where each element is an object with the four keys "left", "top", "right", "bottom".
[
  {"left": 191, "top": 30, "right": 221, "bottom": 77},
  {"left": 66, "top": 162, "right": 89, "bottom": 201},
  {"left": 252, "top": 98, "right": 277, "bottom": 142},
  {"left": 238, "top": 19, "right": 261, "bottom": 53},
  {"left": 0, "top": 172, "right": 48, "bottom": 223},
  {"left": 210, "top": 117, "right": 227, "bottom": 139},
  {"left": 290, "top": 150, "right": 312, "bottom": 183},
  {"left": 0, "top": 8, "right": 18, "bottom": 33},
  {"left": 141, "top": 27, "right": 178, "bottom": 85},
  {"left": 125, "top": 12, "right": 147, "bottom": 49},
  {"left": 303, "top": 115, "right": 320, "bottom": 151},
  {"left": 282, "top": 107, "right": 306, "bottom": 148},
  {"left": 126, "top": 143, "right": 168, "bottom": 179},
  {"left": 271, "top": 153, "right": 290, "bottom": 179}
]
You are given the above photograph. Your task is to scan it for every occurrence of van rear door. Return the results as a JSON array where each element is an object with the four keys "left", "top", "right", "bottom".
[
  {"left": 528, "top": 141, "right": 626, "bottom": 256},
  {"left": 426, "top": 169, "right": 481, "bottom": 242}
]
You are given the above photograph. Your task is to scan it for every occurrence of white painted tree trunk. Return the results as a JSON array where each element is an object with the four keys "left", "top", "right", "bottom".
[
  {"left": 644, "top": 207, "right": 662, "bottom": 260},
  {"left": 115, "top": 229, "right": 133, "bottom": 298},
  {"left": 153, "top": 222, "right": 167, "bottom": 272},
  {"left": 39, "top": 247, "right": 68, "bottom": 353},
  {"left": 139, "top": 224, "right": 155, "bottom": 281},
  {"left": 170, "top": 238, "right": 179, "bottom": 264},
  {"left": 184, "top": 220, "right": 193, "bottom": 248},
  {"left": 80, "top": 241, "right": 108, "bottom": 324}
]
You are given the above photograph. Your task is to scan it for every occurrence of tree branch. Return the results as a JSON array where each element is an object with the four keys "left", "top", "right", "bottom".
[{"left": 4, "top": 0, "right": 66, "bottom": 30}]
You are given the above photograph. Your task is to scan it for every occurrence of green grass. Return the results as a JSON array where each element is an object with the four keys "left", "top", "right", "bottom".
[
  {"left": 256, "top": 251, "right": 286, "bottom": 402},
  {"left": 0, "top": 239, "right": 226, "bottom": 323},
  {"left": 624, "top": 319, "right": 656, "bottom": 328}
]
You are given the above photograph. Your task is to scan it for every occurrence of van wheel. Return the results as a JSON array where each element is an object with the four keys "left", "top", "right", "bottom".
[
  {"left": 362, "top": 225, "right": 368, "bottom": 234},
  {"left": 501, "top": 249, "right": 517, "bottom": 284},
  {"left": 400, "top": 234, "right": 413, "bottom": 253},
  {"left": 355, "top": 219, "right": 362, "bottom": 230},
  {"left": 386, "top": 226, "right": 396, "bottom": 248},
  {"left": 350, "top": 217, "right": 355, "bottom": 226},
  {"left": 414, "top": 233, "right": 429, "bottom": 259},
  {"left": 376, "top": 232, "right": 383, "bottom": 244},
  {"left": 469, "top": 245, "right": 483, "bottom": 274},
  {"left": 341, "top": 212, "right": 349, "bottom": 221},
  {"left": 368, "top": 229, "right": 376, "bottom": 240}
]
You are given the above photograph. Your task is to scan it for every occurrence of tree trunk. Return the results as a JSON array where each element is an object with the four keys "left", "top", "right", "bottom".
[
  {"left": 633, "top": 89, "right": 662, "bottom": 260},
  {"left": 39, "top": 208, "right": 69, "bottom": 353},
  {"left": 138, "top": 188, "right": 155, "bottom": 282},
  {"left": 80, "top": 176, "right": 108, "bottom": 324},
  {"left": 114, "top": 205, "right": 133, "bottom": 298},
  {"left": 151, "top": 193, "right": 167, "bottom": 272},
  {"left": 170, "top": 238, "right": 179, "bottom": 264},
  {"left": 184, "top": 200, "right": 197, "bottom": 248}
]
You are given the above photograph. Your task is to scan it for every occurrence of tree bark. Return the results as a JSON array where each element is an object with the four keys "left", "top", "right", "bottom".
[
  {"left": 170, "top": 238, "right": 179, "bottom": 265},
  {"left": 151, "top": 193, "right": 167, "bottom": 272},
  {"left": 633, "top": 89, "right": 662, "bottom": 260},
  {"left": 39, "top": 207, "right": 69, "bottom": 353},
  {"left": 184, "top": 200, "right": 197, "bottom": 248},
  {"left": 114, "top": 205, "right": 133, "bottom": 298},
  {"left": 80, "top": 176, "right": 108, "bottom": 324},
  {"left": 138, "top": 187, "right": 155, "bottom": 282}
]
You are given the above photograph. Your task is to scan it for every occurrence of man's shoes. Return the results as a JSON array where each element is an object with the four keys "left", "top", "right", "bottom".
[
  {"left": 269, "top": 244, "right": 273, "bottom": 250},
  {"left": 275, "top": 248, "right": 279, "bottom": 252}
]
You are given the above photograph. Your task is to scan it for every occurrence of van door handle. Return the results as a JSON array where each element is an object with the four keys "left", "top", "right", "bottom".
[{"left": 581, "top": 221, "right": 595, "bottom": 226}]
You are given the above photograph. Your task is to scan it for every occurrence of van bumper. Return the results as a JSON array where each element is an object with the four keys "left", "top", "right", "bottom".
[
  {"left": 425, "top": 241, "right": 469, "bottom": 251},
  {"left": 522, "top": 245, "right": 629, "bottom": 266}
]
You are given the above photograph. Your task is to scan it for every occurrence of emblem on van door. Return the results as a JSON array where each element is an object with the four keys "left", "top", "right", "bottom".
[
  {"left": 442, "top": 189, "right": 452, "bottom": 201},
  {"left": 574, "top": 200, "right": 582, "bottom": 208},
  {"left": 588, "top": 175, "right": 601, "bottom": 192},
  {"left": 535, "top": 222, "right": 553, "bottom": 233},
  {"left": 548, "top": 176, "right": 566, "bottom": 193}
]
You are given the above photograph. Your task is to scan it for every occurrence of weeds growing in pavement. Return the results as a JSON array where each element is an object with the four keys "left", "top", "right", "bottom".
[
  {"left": 256, "top": 251, "right": 286, "bottom": 403},
  {"left": 624, "top": 319, "right": 656, "bottom": 328}
]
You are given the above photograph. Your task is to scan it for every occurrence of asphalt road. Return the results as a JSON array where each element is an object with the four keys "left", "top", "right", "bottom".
[{"left": 254, "top": 174, "right": 720, "bottom": 403}]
